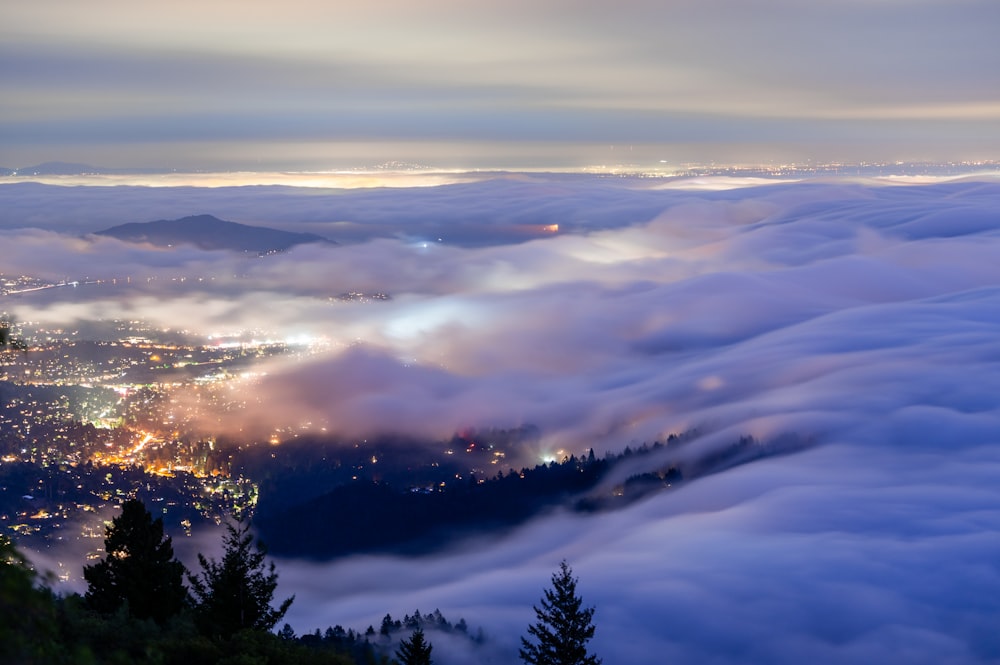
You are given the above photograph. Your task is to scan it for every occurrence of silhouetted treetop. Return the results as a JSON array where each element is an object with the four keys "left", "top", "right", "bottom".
[
  {"left": 83, "top": 498, "right": 188, "bottom": 624},
  {"left": 188, "top": 515, "right": 294, "bottom": 639},
  {"left": 520, "top": 561, "right": 601, "bottom": 665}
]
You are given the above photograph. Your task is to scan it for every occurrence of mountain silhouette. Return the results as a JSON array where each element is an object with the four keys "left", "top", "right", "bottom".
[
  {"left": 94, "top": 214, "right": 335, "bottom": 252},
  {"left": 11, "top": 162, "right": 107, "bottom": 175}
]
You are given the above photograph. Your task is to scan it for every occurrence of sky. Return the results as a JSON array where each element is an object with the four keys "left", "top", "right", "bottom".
[
  {"left": 3, "top": 0, "right": 1000, "bottom": 170},
  {"left": 3, "top": 172, "right": 1000, "bottom": 663}
]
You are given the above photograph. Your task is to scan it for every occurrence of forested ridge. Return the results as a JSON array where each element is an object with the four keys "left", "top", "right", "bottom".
[
  {"left": 255, "top": 431, "right": 805, "bottom": 560},
  {"left": 2, "top": 432, "right": 805, "bottom": 663},
  {"left": 257, "top": 440, "right": 681, "bottom": 558},
  {"left": 1, "top": 501, "right": 483, "bottom": 664}
]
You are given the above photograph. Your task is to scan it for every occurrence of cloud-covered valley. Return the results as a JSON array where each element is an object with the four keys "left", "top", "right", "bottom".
[{"left": 2, "top": 173, "right": 999, "bottom": 663}]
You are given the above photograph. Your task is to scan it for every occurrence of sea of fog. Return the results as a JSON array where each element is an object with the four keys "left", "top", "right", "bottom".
[{"left": 2, "top": 173, "right": 999, "bottom": 663}]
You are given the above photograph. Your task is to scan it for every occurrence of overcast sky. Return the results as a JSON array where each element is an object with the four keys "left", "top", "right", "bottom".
[{"left": 3, "top": 0, "right": 999, "bottom": 170}]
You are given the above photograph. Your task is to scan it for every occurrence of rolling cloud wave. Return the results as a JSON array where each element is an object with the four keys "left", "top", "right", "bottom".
[{"left": 3, "top": 174, "right": 999, "bottom": 663}]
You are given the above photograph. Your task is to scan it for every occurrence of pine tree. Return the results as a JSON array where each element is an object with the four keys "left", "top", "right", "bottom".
[
  {"left": 519, "top": 561, "right": 601, "bottom": 665},
  {"left": 381, "top": 613, "right": 394, "bottom": 637},
  {"left": 396, "top": 627, "right": 433, "bottom": 665},
  {"left": 83, "top": 498, "right": 188, "bottom": 624},
  {"left": 188, "top": 515, "right": 294, "bottom": 639}
]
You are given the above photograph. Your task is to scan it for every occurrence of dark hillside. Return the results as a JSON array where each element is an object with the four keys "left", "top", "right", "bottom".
[{"left": 95, "top": 214, "right": 335, "bottom": 252}]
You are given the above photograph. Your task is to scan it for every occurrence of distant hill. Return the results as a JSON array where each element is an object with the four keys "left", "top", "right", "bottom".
[
  {"left": 252, "top": 431, "right": 808, "bottom": 560},
  {"left": 9, "top": 162, "right": 108, "bottom": 176},
  {"left": 94, "top": 214, "right": 336, "bottom": 252}
]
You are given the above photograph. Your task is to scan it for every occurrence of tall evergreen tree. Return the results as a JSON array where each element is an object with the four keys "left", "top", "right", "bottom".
[
  {"left": 83, "top": 498, "right": 188, "bottom": 624},
  {"left": 188, "top": 515, "right": 294, "bottom": 639},
  {"left": 519, "top": 561, "right": 601, "bottom": 665},
  {"left": 396, "top": 627, "right": 433, "bottom": 665}
]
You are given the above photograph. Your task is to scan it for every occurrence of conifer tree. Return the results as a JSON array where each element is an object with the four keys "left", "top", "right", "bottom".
[
  {"left": 396, "top": 627, "right": 434, "bottom": 665},
  {"left": 519, "top": 561, "right": 601, "bottom": 665},
  {"left": 83, "top": 498, "right": 188, "bottom": 624},
  {"left": 188, "top": 515, "right": 294, "bottom": 639}
]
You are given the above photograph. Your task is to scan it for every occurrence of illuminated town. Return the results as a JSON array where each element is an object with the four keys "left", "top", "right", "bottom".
[
  {"left": 1, "top": 271, "right": 527, "bottom": 584},
  {"left": 0, "top": 275, "right": 347, "bottom": 577}
]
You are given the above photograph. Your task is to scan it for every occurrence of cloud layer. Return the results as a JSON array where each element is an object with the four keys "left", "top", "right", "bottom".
[
  {"left": 4, "top": 1, "right": 1000, "bottom": 166},
  {"left": 4, "top": 173, "right": 1000, "bottom": 663}
]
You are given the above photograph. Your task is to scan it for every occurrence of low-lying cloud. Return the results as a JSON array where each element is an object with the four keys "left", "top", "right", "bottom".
[{"left": 4, "top": 173, "right": 1000, "bottom": 663}]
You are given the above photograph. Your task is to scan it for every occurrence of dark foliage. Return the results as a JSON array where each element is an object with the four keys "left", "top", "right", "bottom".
[
  {"left": 257, "top": 439, "right": 684, "bottom": 559},
  {"left": 0, "top": 498, "right": 359, "bottom": 665},
  {"left": 54, "top": 593, "right": 356, "bottom": 665},
  {"left": 0, "top": 531, "right": 477, "bottom": 665},
  {"left": 290, "top": 608, "right": 479, "bottom": 665},
  {"left": 241, "top": 427, "right": 542, "bottom": 521},
  {"left": 396, "top": 627, "right": 433, "bottom": 665},
  {"left": 0, "top": 535, "right": 61, "bottom": 664},
  {"left": 83, "top": 498, "right": 188, "bottom": 624},
  {"left": 520, "top": 561, "right": 600, "bottom": 665},
  {"left": 188, "top": 515, "right": 294, "bottom": 639}
]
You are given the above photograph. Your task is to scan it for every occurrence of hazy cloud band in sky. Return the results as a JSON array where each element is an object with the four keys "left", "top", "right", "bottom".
[{"left": 3, "top": 1, "right": 999, "bottom": 168}]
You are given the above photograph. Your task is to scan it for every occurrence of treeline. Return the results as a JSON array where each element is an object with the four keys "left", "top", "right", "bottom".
[
  {"left": 279, "top": 608, "right": 482, "bottom": 664},
  {"left": 0, "top": 429, "right": 802, "bottom": 664},
  {"left": 2, "top": 525, "right": 599, "bottom": 665},
  {"left": 240, "top": 426, "right": 543, "bottom": 518},
  {"left": 257, "top": 439, "right": 687, "bottom": 559},
  {"left": 0, "top": 498, "right": 483, "bottom": 665},
  {"left": 256, "top": 431, "right": 810, "bottom": 561}
]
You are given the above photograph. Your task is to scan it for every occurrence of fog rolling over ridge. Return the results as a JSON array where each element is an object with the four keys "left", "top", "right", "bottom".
[{"left": 2, "top": 173, "right": 1000, "bottom": 663}]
